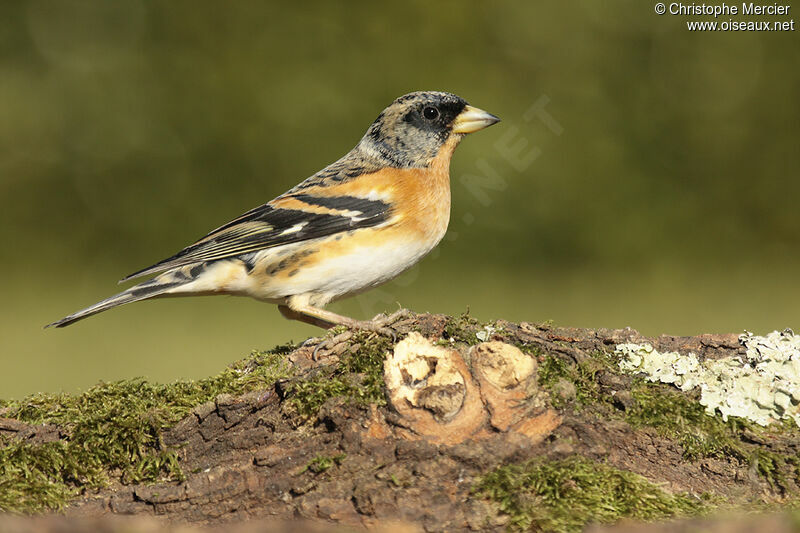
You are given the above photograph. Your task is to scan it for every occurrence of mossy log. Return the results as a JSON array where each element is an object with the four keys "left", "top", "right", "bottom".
[{"left": 2, "top": 313, "right": 800, "bottom": 532}]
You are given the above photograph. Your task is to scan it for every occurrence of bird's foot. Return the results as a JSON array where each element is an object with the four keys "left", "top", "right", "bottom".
[
  {"left": 354, "top": 309, "right": 412, "bottom": 342},
  {"left": 297, "top": 309, "right": 412, "bottom": 360},
  {"left": 370, "top": 308, "right": 412, "bottom": 328},
  {"left": 308, "top": 329, "right": 353, "bottom": 361}
]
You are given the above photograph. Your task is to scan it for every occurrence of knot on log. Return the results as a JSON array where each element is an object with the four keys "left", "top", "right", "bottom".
[
  {"left": 384, "top": 332, "right": 467, "bottom": 422},
  {"left": 379, "top": 332, "right": 560, "bottom": 445}
]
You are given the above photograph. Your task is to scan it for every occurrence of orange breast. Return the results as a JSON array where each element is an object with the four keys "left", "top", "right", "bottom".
[{"left": 284, "top": 133, "right": 461, "bottom": 243}]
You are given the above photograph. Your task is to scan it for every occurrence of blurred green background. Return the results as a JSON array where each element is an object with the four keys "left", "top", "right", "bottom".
[{"left": 1, "top": 1, "right": 798, "bottom": 399}]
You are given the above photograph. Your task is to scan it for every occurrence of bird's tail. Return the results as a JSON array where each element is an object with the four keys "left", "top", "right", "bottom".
[{"left": 45, "top": 273, "right": 192, "bottom": 328}]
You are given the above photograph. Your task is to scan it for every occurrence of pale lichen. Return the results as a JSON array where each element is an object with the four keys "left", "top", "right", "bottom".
[
  {"left": 475, "top": 324, "right": 498, "bottom": 342},
  {"left": 616, "top": 329, "right": 800, "bottom": 427}
]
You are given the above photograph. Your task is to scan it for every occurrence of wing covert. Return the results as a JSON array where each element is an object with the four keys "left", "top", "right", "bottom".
[{"left": 121, "top": 193, "right": 391, "bottom": 281}]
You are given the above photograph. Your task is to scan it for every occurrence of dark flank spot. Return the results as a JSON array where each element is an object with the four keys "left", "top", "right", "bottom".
[
  {"left": 287, "top": 269, "right": 299, "bottom": 277},
  {"left": 169, "top": 262, "right": 206, "bottom": 282},
  {"left": 334, "top": 235, "right": 343, "bottom": 241},
  {"left": 170, "top": 270, "right": 190, "bottom": 282},
  {"left": 266, "top": 258, "right": 290, "bottom": 276},
  {"left": 267, "top": 249, "right": 315, "bottom": 276},
  {"left": 189, "top": 263, "right": 206, "bottom": 277}
]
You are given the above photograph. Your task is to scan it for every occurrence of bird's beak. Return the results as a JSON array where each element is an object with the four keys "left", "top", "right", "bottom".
[{"left": 451, "top": 105, "right": 501, "bottom": 134}]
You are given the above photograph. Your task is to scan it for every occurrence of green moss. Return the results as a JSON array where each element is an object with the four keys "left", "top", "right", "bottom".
[
  {"left": 301, "top": 453, "right": 346, "bottom": 474},
  {"left": 537, "top": 353, "right": 570, "bottom": 389},
  {"left": 0, "top": 331, "right": 391, "bottom": 513},
  {"left": 475, "top": 455, "right": 706, "bottom": 532},
  {"left": 0, "top": 343, "right": 294, "bottom": 513},
  {"left": 623, "top": 381, "right": 800, "bottom": 492},
  {"left": 750, "top": 449, "right": 800, "bottom": 493},
  {"left": 538, "top": 352, "right": 615, "bottom": 410},
  {"left": 510, "top": 342, "right": 542, "bottom": 359},
  {"left": 289, "top": 331, "right": 391, "bottom": 418},
  {"left": 627, "top": 384, "right": 799, "bottom": 490},
  {"left": 0, "top": 441, "right": 80, "bottom": 513},
  {"left": 625, "top": 381, "right": 748, "bottom": 461},
  {"left": 539, "top": 352, "right": 753, "bottom": 462},
  {"left": 441, "top": 310, "right": 483, "bottom": 345}
]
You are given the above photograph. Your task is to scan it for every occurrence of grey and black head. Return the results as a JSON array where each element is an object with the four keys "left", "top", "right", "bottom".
[{"left": 359, "top": 91, "right": 499, "bottom": 168}]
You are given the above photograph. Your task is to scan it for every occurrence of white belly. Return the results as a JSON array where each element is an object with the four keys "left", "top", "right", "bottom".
[{"left": 277, "top": 235, "right": 439, "bottom": 303}]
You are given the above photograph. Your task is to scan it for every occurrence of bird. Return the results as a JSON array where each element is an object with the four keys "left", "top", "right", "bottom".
[{"left": 46, "top": 91, "right": 500, "bottom": 334}]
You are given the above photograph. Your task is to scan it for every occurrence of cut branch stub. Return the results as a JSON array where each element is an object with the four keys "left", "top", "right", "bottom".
[
  {"left": 471, "top": 341, "right": 538, "bottom": 431},
  {"left": 383, "top": 332, "right": 486, "bottom": 444},
  {"left": 381, "top": 332, "right": 560, "bottom": 445}
]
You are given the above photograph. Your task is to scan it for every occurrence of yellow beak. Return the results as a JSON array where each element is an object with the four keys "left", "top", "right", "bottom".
[{"left": 452, "top": 105, "right": 501, "bottom": 134}]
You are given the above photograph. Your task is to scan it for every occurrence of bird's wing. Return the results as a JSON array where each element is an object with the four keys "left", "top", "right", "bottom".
[{"left": 120, "top": 192, "right": 392, "bottom": 281}]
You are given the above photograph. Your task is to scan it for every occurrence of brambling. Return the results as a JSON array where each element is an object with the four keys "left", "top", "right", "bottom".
[{"left": 47, "top": 91, "right": 500, "bottom": 334}]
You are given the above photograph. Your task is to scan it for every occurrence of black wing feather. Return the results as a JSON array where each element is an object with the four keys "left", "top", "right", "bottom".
[{"left": 121, "top": 194, "right": 391, "bottom": 282}]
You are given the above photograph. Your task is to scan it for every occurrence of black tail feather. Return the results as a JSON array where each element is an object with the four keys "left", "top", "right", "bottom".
[{"left": 45, "top": 279, "right": 182, "bottom": 328}]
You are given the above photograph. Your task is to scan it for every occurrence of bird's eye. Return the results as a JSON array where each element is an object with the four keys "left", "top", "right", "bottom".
[{"left": 422, "top": 106, "right": 440, "bottom": 120}]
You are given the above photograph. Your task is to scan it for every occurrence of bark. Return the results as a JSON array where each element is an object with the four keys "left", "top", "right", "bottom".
[{"left": 3, "top": 314, "right": 798, "bottom": 532}]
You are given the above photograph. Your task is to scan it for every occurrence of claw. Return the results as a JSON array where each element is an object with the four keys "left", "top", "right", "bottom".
[
  {"left": 375, "top": 326, "right": 397, "bottom": 343},
  {"left": 310, "top": 330, "right": 353, "bottom": 361},
  {"left": 312, "top": 339, "right": 331, "bottom": 361},
  {"left": 301, "top": 336, "right": 324, "bottom": 348}
]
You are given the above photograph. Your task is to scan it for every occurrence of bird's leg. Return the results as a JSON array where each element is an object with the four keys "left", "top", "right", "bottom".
[
  {"left": 279, "top": 304, "right": 339, "bottom": 360},
  {"left": 279, "top": 302, "right": 401, "bottom": 361},
  {"left": 280, "top": 301, "right": 397, "bottom": 339},
  {"left": 278, "top": 304, "right": 336, "bottom": 330}
]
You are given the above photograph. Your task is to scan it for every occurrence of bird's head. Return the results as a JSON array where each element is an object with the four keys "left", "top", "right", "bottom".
[{"left": 359, "top": 91, "right": 500, "bottom": 168}]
